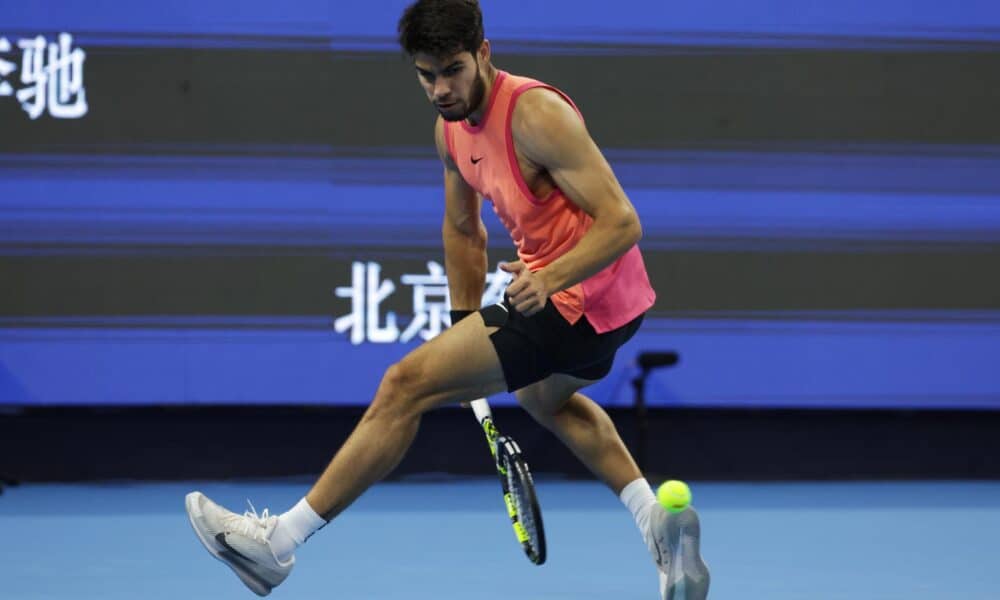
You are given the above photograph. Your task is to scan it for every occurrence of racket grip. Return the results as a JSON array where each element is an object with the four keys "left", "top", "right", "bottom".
[{"left": 469, "top": 398, "right": 493, "bottom": 423}]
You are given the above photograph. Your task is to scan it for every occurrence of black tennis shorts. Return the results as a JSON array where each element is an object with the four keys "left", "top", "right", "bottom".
[{"left": 480, "top": 297, "right": 643, "bottom": 392}]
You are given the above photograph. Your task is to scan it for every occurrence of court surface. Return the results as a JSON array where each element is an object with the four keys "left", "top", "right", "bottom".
[{"left": 1, "top": 479, "right": 997, "bottom": 599}]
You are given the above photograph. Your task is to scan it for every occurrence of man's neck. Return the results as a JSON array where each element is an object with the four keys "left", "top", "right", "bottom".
[{"left": 465, "top": 65, "right": 498, "bottom": 127}]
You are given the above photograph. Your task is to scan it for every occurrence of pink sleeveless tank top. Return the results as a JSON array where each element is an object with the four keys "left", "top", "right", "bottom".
[{"left": 444, "top": 70, "right": 656, "bottom": 333}]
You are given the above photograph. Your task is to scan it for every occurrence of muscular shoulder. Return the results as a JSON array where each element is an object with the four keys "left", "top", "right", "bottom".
[
  {"left": 511, "top": 87, "right": 588, "bottom": 168},
  {"left": 512, "top": 87, "right": 582, "bottom": 137}
]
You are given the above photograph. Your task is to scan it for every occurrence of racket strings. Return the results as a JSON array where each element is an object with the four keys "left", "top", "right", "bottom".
[{"left": 507, "top": 463, "right": 538, "bottom": 543}]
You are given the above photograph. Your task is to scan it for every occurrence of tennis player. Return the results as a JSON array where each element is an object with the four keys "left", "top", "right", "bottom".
[{"left": 185, "top": 1, "right": 709, "bottom": 597}]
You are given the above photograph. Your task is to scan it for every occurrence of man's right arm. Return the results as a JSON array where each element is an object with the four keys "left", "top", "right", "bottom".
[{"left": 435, "top": 116, "right": 488, "bottom": 314}]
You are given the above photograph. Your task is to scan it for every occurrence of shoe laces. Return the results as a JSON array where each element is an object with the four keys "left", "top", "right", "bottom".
[{"left": 221, "top": 499, "right": 273, "bottom": 544}]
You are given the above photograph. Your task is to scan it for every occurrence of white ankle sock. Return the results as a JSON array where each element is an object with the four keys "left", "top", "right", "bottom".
[
  {"left": 619, "top": 478, "right": 658, "bottom": 545},
  {"left": 270, "top": 497, "right": 327, "bottom": 562}
]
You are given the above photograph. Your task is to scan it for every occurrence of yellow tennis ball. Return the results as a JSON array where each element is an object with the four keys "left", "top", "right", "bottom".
[{"left": 657, "top": 480, "right": 691, "bottom": 513}]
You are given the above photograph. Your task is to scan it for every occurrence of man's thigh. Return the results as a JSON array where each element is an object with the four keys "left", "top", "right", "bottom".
[
  {"left": 515, "top": 372, "right": 600, "bottom": 417},
  {"left": 395, "top": 311, "right": 509, "bottom": 408}
]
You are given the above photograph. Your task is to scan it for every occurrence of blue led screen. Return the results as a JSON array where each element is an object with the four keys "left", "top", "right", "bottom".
[{"left": 2, "top": 1, "right": 999, "bottom": 408}]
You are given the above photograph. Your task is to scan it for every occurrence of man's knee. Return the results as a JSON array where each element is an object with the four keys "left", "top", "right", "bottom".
[
  {"left": 518, "top": 389, "right": 565, "bottom": 428},
  {"left": 368, "top": 358, "right": 426, "bottom": 421}
]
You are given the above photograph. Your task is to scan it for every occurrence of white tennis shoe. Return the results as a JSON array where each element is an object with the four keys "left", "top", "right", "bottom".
[
  {"left": 185, "top": 491, "right": 294, "bottom": 597},
  {"left": 648, "top": 505, "right": 710, "bottom": 600}
]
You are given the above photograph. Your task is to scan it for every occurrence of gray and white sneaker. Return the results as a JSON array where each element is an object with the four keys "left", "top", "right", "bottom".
[
  {"left": 185, "top": 491, "right": 294, "bottom": 597},
  {"left": 649, "top": 505, "right": 710, "bottom": 600}
]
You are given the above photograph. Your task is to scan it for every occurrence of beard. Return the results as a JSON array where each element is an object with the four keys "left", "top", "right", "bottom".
[{"left": 437, "top": 62, "right": 487, "bottom": 122}]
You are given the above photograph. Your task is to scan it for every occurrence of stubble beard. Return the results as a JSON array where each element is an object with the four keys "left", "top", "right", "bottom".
[{"left": 438, "top": 62, "right": 486, "bottom": 123}]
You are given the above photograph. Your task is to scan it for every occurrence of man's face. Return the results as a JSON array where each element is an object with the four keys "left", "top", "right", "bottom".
[{"left": 413, "top": 49, "right": 486, "bottom": 122}]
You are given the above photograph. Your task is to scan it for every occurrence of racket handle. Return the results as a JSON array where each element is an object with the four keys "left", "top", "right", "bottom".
[{"left": 469, "top": 398, "right": 493, "bottom": 424}]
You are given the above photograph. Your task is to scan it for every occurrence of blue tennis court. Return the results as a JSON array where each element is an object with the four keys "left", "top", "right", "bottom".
[{"left": 2, "top": 479, "right": 997, "bottom": 599}]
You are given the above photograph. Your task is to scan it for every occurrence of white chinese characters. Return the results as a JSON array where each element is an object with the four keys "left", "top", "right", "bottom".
[
  {"left": 334, "top": 261, "right": 513, "bottom": 345},
  {"left": 334, "top": 262, "right": 400, "bottom": 345},
  {"left": 0, "top": 33, "right": 88, "bottom": 119},
  {"left": 400, "top": 261, "right": 450, "bottom": 343},
  {"left": 0, "top": 38, "right": 14, "bottom": 97}
]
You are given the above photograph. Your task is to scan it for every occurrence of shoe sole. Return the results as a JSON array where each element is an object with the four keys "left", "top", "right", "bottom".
[
  {"left": 660, "top": 508, "right": 711, "bottom": 600},
  {"left": 185, "top": 492, "right": 274, "bottom": 597}
]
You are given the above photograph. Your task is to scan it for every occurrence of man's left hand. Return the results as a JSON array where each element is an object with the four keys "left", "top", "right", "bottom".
[{"left": 501, "top": 260, "right": 551, "bottom": 317}]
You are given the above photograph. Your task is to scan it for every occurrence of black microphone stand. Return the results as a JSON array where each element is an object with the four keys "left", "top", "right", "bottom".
[{"left": 631, "top": 351, "right": 680, "bottom": 473}]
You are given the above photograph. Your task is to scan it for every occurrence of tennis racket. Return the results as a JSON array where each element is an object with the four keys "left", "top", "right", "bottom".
[{"left": 469, "top": 397, "right": 546, "bottom": 565}]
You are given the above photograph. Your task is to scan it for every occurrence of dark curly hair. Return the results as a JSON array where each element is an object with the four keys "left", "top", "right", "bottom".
[{"left": 397, "top": 0, "right": 485, "bottom": 58}]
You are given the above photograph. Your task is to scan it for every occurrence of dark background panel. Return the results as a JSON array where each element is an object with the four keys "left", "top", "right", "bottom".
[
  {"left": 4, "top": 245, "right": 1000, "bottom": 318},
  {"left": 3, "top": 47, "right": 1000, "bottom": 151},
  {"left": 2, "top": 406, "right": 998, "bottom": 482}
]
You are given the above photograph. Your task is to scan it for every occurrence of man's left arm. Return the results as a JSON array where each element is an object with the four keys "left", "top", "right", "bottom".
[{"left": 503, "top": 88, "right": 642, "bottom": 316}]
